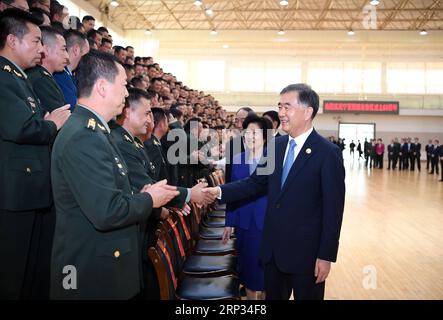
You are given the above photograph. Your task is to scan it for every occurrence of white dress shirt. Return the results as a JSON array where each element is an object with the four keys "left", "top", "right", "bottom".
[{"left": 282, "top": 127, "right": 314, "bottom": 166}]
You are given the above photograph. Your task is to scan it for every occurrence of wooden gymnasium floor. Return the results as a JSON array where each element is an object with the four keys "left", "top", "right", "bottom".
[{"left": 324, "top": 157, "right": 443, "bottom": 299}]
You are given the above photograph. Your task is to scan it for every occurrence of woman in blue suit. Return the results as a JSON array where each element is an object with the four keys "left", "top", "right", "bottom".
[{"left": 222, "top": 114, "right": 272, "bottom": 300}]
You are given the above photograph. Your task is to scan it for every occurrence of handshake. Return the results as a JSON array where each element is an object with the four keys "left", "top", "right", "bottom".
[
  {"left": 139, "top": 180, "right": 222, "bottom": 209},
  {"left": 189, "top": 182, "right": 221, "bottom": 206}
]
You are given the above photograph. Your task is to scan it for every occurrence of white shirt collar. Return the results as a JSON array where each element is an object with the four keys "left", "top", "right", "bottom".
[{"left": 288, "top": 127, "right": 314, "bottom": 149}]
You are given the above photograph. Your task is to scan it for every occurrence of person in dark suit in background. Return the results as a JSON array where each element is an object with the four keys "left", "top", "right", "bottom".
[
  {"left": 364, "top": 138, "right": 370, "bottom": 166},
  {"left": 357, "top": 140, "right": 363, "bottom": 159},
  {"left": 412, "top": 137, "right": 421, "bottom": 172},
  {"left": 263, "top": 110, "right": 281, "bottom": 138},
  {"left": 399, "top": 138, "right": 408, "bottom": 170},
  {"left": 387, "top": 139, "right": 395, "bottom": 170},
  {"left": 425, "top": 139, "right": 433, "bottom": 171},
  {"left": 204, "top": 83, "right": 345, "bottom": 300},
  {"left": 429, "top": 139, "right": 440, "bottom": 176}
]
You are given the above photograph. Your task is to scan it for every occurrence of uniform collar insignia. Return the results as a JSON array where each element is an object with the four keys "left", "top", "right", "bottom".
[
  {"left": 13, "top": 69, "right": 23, "bottom": 78},
  {"left": 124, "top": 134, "right": 133, "bottom": 143},
  {"left": 87, "top": 118, "right": 96, "bottom": 130},
  {"left": 42, "top": 70, "right": 51, "bottom": 77},
  {"left": 97, "top": 123, "right": 107, "bottom": 132},
  {"left": 3, "top": 65, "right": 12, "bottom": 73}
]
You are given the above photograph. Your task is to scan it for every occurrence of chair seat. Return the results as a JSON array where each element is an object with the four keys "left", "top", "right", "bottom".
[
  {"left": 199, "top": 226, "right": 226, "bottom": 239},
  {"left": 194, "top": 239, "right": 236, "bottom": 254},
  {"left": 176, "top": 275, "right": 240, "bottom": 300},
  {"left": 215, "top": 203, "right": 226, "bottom": 210},
  {"left": 202, "top": 216, "right": 226, "bottom": 228},
  {"left": 182, "top": 254, "right": 236, "bottom": 276},
  {"left": 208, "top": 210, "right": 226, "bottom": 218}
]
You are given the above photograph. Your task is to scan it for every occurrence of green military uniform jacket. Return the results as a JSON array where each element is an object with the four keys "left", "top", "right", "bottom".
[
  {"left": 109, "top": 124, "right": 187, "bottom": 208},
  {"left": 26, "top": 65, "right": 65, "bottom": 113},
  {"left": 0, "top": 56, "right": 57, "bottom": 211},
  {"left": 144, "top": 135, "right": 169, "bottom": 182},
  {"left": 50, "top": 105, "right": 154, "bottom": 300}
]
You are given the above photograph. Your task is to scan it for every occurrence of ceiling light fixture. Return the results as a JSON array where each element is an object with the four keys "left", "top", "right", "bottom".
[
  {"left": 145, "top": 29, "right": 152, "bottom": 35},
  {"left": 347, "top": 29, "right": 355, "bottom": 36},
  {"left": 277, "top": 30, "right": 285, "bottom": 35},
  {"left": 205, "top": 8, "right": 213, "bottom": 15},
  {"left": 110, "top": 0, "right": 119, "bottom": 7},
  {"left": 222, "top": 44, "right": 229, "bottom": 49},
  {"left": 419, "top": 29, "right": 428, "bottom": 36},
  {"left": 369, "top": 0, "right": 380, "bottom": 5},
  {"left": 280, "top": 0, "right": 289, "bottom": 6},
  {"left": 194, "top": 0, "right": 203, "bottom": 6},
  {"left": 210, "top": 29, "right": 218, "bottom": 35}
]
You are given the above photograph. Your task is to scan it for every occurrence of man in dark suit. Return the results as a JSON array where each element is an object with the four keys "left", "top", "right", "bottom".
[
  {"left": 204, "top": 84, "right": 345, "bottom": 300},
  {"left": 387, "top": 139, "right": 395, "bottom": 170},
  {"left": 429, "top": 139, "right": 440, "bottom": 176},
  {"left": 263, "top": 110, "right": 281, "bottom": 138},
  {"left": 425, "top": 139, "right": 433, "bottom": 170},
  {"left": 50, "top": 51, "right": 179, "bottom": 299},
  {"left": 412, "top": 137, "right": 421, "bottom": 172},
  {"left": 0, "top": 9, "right": 71, "bottom": 299}
]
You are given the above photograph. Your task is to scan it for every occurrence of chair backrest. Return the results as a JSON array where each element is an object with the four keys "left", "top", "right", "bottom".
[{"left": 147, "top": 230, "right": 178, "bottom": 300}]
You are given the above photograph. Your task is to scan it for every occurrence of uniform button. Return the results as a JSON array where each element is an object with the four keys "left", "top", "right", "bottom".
[
  {"left": 114, "top": 250, "right": 120, "bottom": 258},
  {"left": 276, "top": 204, "right": 280, "bottom": 209},
  {"left": 26, "top": 167, "right": 31, "bottom": 173}
]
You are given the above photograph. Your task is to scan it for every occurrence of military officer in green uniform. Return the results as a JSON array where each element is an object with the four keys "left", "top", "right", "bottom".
[
  {"left": 26, "top": 26, "right": 69, "bottom": 113},
  {"left": 145, "top": 107, "right": 170, "bottom": 182},
  {"left": 50, "top": 51, "right": 179, "bottom": 300},
  {"left": 0, "top": 9, "right": 71, "bottom": 299},
  {"left": 110, "top": 87, "right": 211, "bottom": 299}
]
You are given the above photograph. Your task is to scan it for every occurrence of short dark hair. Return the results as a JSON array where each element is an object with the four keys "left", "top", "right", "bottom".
[
  {"left": 113, "top": 45, "right": 125, "bottom": 54},
  {"left": 64, "top": 29, "right": 86, "bottom": 50},
  {"left": 242, "top": 114, "right": 272, "bottom": 144},
  {"left": 101, "top": 37, "right": 112, "bottom": 46},
  {"left": 280, "top": 83, "right": 319, "bottom": 119},
  {"left": 151, "top": 77, "right": 163, "bottom": 84},
  {"left": 40, "top": 25, "right": 62, "bottom": 47},
  {"left": 86, "top": 28, "right": 99, "bottom": 39},
  {"left": 263, "top": 110, "right": 280, "bottom": 128},
  {"left": 130, "top": 76, "right": 145, "bottom": 88},
  {"left": 29, "top": 7, "right": 49, "bottom": 25},
  {"left": 151, "top": 107, "right": 167, "bottom": 127},
  {"left": 76, "top": 50, "right": 119, "bottom": 98},
  {"left": 125, "top": 45, "right": 133, "bottom": 50},
  {"left": 49, "top": 2, "right": 64, "bottom": 21},
  {"left": 126, "top": 87, "right": 151, "bottom": 108},
  {"left": 97, "top": 26, "right": 108, "bottom": 34},
  {"left": 122, "top": 63, "right": 134, "bottom": 71},
  {"left": 82, "top": 15, "right": 95, "bottom": 22},
  {"left": 0, "top": 9, "right": 41, "bottom": 50},
  {"left": 169, "top": 107, "right": 183, "bottom": 120}
]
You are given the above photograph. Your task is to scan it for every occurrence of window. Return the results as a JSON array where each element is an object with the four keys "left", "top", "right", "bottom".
[
  {"left": 189, "top": 60, "right": 225, "bottom": 92},
  {"left": 157, "top": 59, "right": 188, "bottom": 83},
  {"left": 307, "top": 62, "right": 343, "bottom": 93},
  {"left": 265, "top": 62, "right": 302, "bottom": 92},
  {"left": 387, "top": 63, "right": 426, "bottom": 94},
  {"left": 228, "top": 62, "right": 265, "bottom": 92}
]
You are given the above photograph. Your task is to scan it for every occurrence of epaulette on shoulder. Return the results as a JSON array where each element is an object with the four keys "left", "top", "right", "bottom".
[
  {"left": 86, "top": 118, "right": 96, "bottom": 131},
  {"left": 2, "top": 65, "right": 23, "bottom": 78},
  {"left": 42, "top": 70, "right": 51, "bottom": 77}
]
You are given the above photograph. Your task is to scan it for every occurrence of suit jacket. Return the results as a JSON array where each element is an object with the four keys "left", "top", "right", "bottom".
[
  {"left": 0, "top": 56, "right": 57, "bottom": 211},
  {"left": 26, "top": 65, "right": 65, "bottom": 113},
  {"left": 221, "top": 130, "right": 345, "bottom": 274},
  {"left": 53, "top": 66, "right": 77, "bottom": 111},
  {"left": 413, "top": 143, "right": 421, "bottom": 156},
  {"left": 50, "top": 106, "right": 154, "bottom": 299},
  {"left": 225, "top": 152, "right": 267, "bottom": 231}
]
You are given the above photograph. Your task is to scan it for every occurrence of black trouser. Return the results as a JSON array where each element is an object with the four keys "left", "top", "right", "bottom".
[
  {"left": 393, "top": 155, "right": 398, "bottom": 169},
  {"left": 410, "top": 154, "right": 416, "bottom": 171},
  {"left": 430, "top": 157, "right": 439, "bottom": 174},
  {"left": 377, "top": 154, "right": 384, "bottom": 168},
  {"left": 388, "top": 154, "right": 394, "bottom": 169},
  {"left": 426, "top": 154, "right": 431, "bottom": 170},
  {"left": 414, "top": 154, "right": 421, "bottom": 171},
  {"left": 440, "top": 160, "right": 443, "bottom": 180},
  {"left": 264, "top": 257, "right": 325, "bottom": 300},
  {"left": 0, "top": 207, "right": 55, "bottom": 299}
]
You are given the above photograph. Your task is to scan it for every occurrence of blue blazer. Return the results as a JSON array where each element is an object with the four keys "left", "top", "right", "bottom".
[
  {"left": 225, "top": 152, "right": 267, "bottom": 231},
  {"left": 221, "top": 130, "right": 345, "bottom": 274}
]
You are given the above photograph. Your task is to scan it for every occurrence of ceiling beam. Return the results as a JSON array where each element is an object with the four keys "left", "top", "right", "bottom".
[{"left": 379, "top": 0, "right": 411, "bottom": 30}]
